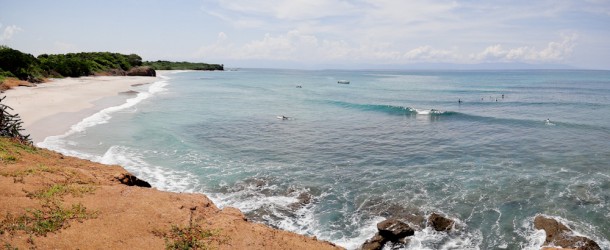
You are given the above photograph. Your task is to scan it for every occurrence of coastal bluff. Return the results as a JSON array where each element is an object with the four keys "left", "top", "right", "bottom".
[{"left": 0, "top": 138, "right": 341, "bottom": 249}]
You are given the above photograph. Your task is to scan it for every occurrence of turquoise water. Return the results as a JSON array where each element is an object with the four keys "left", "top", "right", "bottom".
[{"left": 41, "top": 69, "right": 610, "bottom": 249}]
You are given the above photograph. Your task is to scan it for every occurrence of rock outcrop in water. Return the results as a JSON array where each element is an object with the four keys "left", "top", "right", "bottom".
[
  {"left": 359, "top": 205, "right": 605, "bottom": 250},
  {"left": 361, "top": 219, "right": 414, "bottom": 250},
  {"left": 361, "top": 213, "right": 458, "bottom": 250},
  {"left": 534, "top": 215, "right": 601, "bottom": 250},
  {"left": 428, "top": 212, "right": 455, "bottom": 231}
]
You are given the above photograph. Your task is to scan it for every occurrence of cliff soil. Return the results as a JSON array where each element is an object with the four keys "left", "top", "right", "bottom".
[{"left": 0, "top": 138, "right": 341, "bottom": 249}]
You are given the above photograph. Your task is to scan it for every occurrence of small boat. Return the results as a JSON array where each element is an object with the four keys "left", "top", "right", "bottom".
[{"left": 337, "top": 80, "right": 350, "bottom": 84}]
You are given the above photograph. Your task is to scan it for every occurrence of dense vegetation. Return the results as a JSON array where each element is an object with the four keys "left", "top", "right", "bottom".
[
  {"left": 0, "top": 46, "right": 43, "bottom": 82},
  {"left": 0, "top": 46, "right": 223, "bottom": 83},
  {"left": 0, "top": 46, "right": 143, "bottom": 81},
  {"left": 37, "top": 52, "right": 143, "bottom": 78},
  {"left": 143, "top": 60, "right": 223, "bottom": 71}
]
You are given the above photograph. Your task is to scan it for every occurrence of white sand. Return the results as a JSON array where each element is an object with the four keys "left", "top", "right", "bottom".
[{"left": 2, "top": 76, "right": 158, "bottom": 143}]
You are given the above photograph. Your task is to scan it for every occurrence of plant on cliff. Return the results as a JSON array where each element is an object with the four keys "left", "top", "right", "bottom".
[
  {"left": 154, "top": 209, "right": 228, "bottom": 250},
  {"left": 0, "top": 202, "right": 96, "bottom": 237},
  {"left": 162, "top": 224, "right": 221, "bottom": 250},
  {"left": 0, "top": 96, "right": 31, "bottom": 144}
]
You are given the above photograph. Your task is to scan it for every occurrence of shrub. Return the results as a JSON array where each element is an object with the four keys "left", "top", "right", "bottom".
[{"left": 0, "top": 96, "right": 31, "bottom": 144}]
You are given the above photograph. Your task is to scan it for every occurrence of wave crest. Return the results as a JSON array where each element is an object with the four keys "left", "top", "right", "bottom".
[{"left": 328, "top": 101, "right": 455, "bottom": 116}]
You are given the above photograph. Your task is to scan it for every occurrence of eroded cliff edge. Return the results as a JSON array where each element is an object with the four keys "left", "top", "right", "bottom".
[{"left": 0, "top": 138, "right": 341, "bottom": 249}]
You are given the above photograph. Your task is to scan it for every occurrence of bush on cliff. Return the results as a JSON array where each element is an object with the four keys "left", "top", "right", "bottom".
[{"left": 0, "top": 96, "right": 31, "bottom": 144}]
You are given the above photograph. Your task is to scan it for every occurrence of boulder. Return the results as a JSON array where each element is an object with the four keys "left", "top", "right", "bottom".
[
  {"left": 126, "top": 66, "right": 156, "bottom": 77},
  {"left": 428, "top": 213, "right": 455, "bottom": 232},
  {"left": 377, "top": 218, "right": 415, "bottom": 241},
  {"left": 97, "top": 68, "right": 127, "bottom": 76},
  {"left": 361, "top": 233, "right": 385, "bottom": 250},
  {"left": 289, "top": 192, "right": 313, "bottom": 210},
  {"left": 360, "top": 219, "right": 414, "bottom": 250},
  {"left": 358, "top": 199, "right": 426, "bottom": 229},
  {"left": 534, "top": 216, "right": 600, "bottom": 250}
]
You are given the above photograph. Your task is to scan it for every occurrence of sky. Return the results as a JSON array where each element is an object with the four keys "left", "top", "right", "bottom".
[{"left": 1, "top": 0, "right": 610, "bottom": 69}]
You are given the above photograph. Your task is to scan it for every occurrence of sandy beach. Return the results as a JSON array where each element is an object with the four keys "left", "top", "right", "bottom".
[{"left": 2, "top": 75, "right": 159, "bottom": 143}]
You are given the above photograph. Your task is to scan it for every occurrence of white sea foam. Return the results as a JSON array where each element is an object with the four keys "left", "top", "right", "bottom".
[
  {"left": 414, "top": 109, "right": 444, "bottom": 115},
  {"left": 100, "top": 145, "right": 200, "bottom": 192},
  {"left": 330, "top": 216, "right": 384, "bottom": 250},
  {"left": 517, "top": 215, "right": 551, "bottom": 250},
  {"left": 401, "top": 213, "right": 482, "bottom": 250}
]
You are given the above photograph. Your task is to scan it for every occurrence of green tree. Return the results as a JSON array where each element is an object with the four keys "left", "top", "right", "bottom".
[
  {"left": 127, "top": 54, "right": 142, "bottom": 67},
  {"left": 0, "top": 46, "right": 39, "bottom": 80}
]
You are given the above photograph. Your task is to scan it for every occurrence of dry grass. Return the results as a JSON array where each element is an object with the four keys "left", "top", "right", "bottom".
[
  {"left": 0, "top": 78, "right": 31, "bottom": 91},
  {"left": 0, "top": 77, "right": 49, "bottom": 91}
]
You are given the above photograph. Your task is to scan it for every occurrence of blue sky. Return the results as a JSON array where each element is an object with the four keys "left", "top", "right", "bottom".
[{"left": 1, "top": 0, "right": 610, "bottom": 69}]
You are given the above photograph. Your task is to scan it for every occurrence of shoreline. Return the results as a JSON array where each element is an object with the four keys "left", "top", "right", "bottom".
[
  {"left": 2, "top": 75, "right": 162, "bottom": 143},
  {"left": 0, "top": 71, "right": 342, "bottom": 249},
  {"left": 2, "top": 71, "right": 604, "bottom": 249}
]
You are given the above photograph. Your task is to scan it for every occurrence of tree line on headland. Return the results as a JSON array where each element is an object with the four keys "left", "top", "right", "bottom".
[{"left": 0, "top": 45, "right": 223, "bottom": 86}]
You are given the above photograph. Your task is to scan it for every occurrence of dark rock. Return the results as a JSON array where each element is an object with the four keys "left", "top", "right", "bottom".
[
  {"left": 127, "top": 66, "right": 156, "bottom": 77},
  {"left": 27, "top": 76, "right": 44, "bottom": 83},
  {"left": 428, "top": 213, "right": 455, "bottom": 232},
  {"left": 534, "top": 215, "right": 601, "bottom": 250},
  {"left": 288, "top": 192, "right": 314, "bottom": 210},
  {"left": 98, "top": 68, "right": 127, "bottom": 76},
  {"left": 297, "top": 192, "right": 312, "bottom": 205},
  {"left": 361, "top": 219, "right": 415, "bottom": 250},
  {"left": 361, "top": 233, "right": 385, "bottom": 250},
  {"left": 119, "top": 90, "right": 139, "bottom": 95},
  {"left": 377, "top": 219, "right": 415, "bottom": 241},
  {"left": 115, "top": 173, "right": 152, "bottom": 188},
  {"left": 358, "top": 199, "right": 427, "bottom": 229}
]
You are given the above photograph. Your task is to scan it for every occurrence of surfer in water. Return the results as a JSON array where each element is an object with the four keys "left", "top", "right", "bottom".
[{"left": 278, "top": 115, "right": 289, "bottom": 120}]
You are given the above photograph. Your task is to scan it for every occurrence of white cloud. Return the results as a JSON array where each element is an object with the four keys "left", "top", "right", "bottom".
[
  {"left": 197, "top": 30, "right": 578, "bottom": 65},
  {"left": 404, "top": 46, "right": 458, "bottom": 62},
  {"left": 537, "top": 33, "right": 577, "bottom": 61},
  {"left": 215, "top": 0, "right": 360, "bottom": 21},
  {"left": 473, "top": 34, "right": 577, "bottom": 63},
  {"left": 0, "top": 24, "right": 22, "bottom": 41},
  {"left": 195, "top": 0, "right": 597, "bottom": 67}
]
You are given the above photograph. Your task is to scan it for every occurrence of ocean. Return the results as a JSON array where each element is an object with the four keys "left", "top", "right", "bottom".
[{"left": 40, "top": 69, "right": 610, "bottom": 249}]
